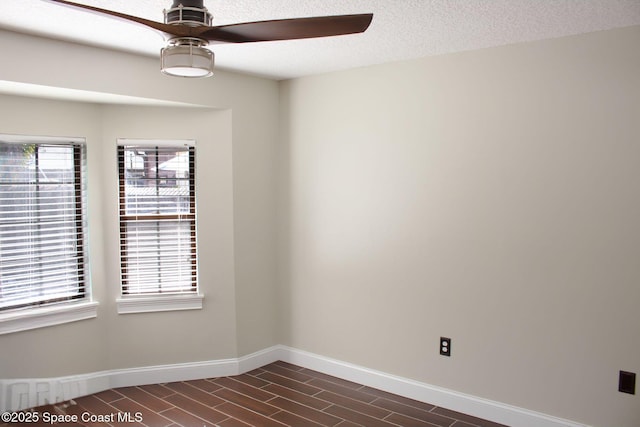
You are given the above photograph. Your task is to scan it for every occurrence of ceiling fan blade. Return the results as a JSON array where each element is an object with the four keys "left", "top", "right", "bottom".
[
  {"left": 196, "top": 14, "right": 373, "bottom": 43},
  {"left": 44, "top": 0, "right": 191, "bottom": 38}
]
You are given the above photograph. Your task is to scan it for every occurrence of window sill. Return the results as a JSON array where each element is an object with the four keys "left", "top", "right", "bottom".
[
  {"left": 116, "top": 293, "right": 203, "bottom": 314},
  {"left": 0, "top": 301, "right": 99, "bottom": 335}
]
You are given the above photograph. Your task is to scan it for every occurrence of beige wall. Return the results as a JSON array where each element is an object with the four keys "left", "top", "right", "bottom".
[
  {"left": 100, "top": 106, "right": 238, "bottom": 369},
  {"left": 0, "top": 97, "right": 108, "bottom": 377},
  {"left": 278, "top": 26, "right": 640, "bottom": 427},
  {"left": 0, "top": 31, "right": 280, "bottom": 375}
]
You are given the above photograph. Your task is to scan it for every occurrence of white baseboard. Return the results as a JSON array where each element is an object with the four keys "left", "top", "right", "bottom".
[
  {"left": 0, "top": 347, "right": 281, "bottom": 413},
  {"left": 277, "top": 346, "right": 589, "bottom": 427},
  {"left": 238, "top": 345, "right": 287, "bottom": 374},
  {"left": 1, "top": 345, "right": 587, "bottom": 427}
]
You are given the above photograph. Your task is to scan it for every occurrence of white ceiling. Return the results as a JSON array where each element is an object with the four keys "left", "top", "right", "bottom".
[{"left": 0, "top": 0, "right": 639, "bottom": 80}]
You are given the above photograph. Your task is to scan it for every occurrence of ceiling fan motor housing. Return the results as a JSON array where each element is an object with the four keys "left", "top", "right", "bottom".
[{"left": 165, "top": 0, "right": 212, "bottom": 26}]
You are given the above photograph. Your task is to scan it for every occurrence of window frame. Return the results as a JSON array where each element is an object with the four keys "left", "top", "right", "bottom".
[
  {"left": 115, "top": 139, "right": 202, "bottom": 314},
  {"left": 0, "top": 134, "right": 97, "bottom": 334}
]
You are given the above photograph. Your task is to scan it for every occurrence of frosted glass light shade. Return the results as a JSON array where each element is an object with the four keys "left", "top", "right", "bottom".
[{"left": 161, "top": 43, "right": 214, "bottom": 78}]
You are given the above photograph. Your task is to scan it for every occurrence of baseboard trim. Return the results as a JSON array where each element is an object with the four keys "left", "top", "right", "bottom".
[
  {"left": 277, "top": 346, "right": 588, "bottom": 427},
  {"left": 0, "top": 347, "right": 281, "bottom": 412},
  {"left": 237, "top": 345, "right": 286, "bottom": 374},
  {"left": 1, "top": 345, "right": 587, "bottom": 427}
]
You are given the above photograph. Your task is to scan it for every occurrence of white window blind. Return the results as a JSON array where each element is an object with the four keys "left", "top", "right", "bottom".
[
  {"left": 118, "top": 142, "right": 197, "bottom": 295},
  {"left": 0, "top": 138, "right": 89, "bottom": 311}
]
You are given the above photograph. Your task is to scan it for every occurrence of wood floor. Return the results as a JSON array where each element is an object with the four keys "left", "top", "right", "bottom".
[{"left": 2, "top": 361, "right": 508, "bottom": 427}]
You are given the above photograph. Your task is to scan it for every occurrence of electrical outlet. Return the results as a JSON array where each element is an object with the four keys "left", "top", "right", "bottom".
[
  {"left": 440, "top": 337, "right": 451, "bottom": 356},
  {"left": 619, "top": 371, "right": 636, "bottom": 395}
]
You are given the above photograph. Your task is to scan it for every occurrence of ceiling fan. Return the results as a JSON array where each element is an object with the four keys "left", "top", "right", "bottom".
[{"left": 45, "top": 0, "right": 374, "bottom": 78}]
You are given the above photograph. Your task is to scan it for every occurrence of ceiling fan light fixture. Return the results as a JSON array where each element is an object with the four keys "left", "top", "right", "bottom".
[
  {"left": 47, "top": 1, "right": 374, "bottom": 79},
  {"left": 160, "top": 37, "right": 214, "bottom": 78}
]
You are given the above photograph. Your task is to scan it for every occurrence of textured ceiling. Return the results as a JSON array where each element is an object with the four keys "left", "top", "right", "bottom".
[{"left": 0, "top": 0, "right": 639, "bottom": 80}]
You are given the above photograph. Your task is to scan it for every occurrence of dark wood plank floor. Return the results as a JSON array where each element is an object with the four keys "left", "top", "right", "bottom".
[{"left": 1, "top": 361, "right": 508, "bottom": 427}]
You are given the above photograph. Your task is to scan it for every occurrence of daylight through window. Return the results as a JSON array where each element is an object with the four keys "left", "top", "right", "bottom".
[
  {"left": 0, "top": 138, "right": 89, "bottom": 311},
  {"left": 117, "top": 142, "right": 197, "bottom": 295}
]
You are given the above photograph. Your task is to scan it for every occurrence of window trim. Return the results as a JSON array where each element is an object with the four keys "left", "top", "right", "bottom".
[
  {"left": 116, "top": 293, "right": 203, "bottom": 314},
  {"left": 0, "top": 301, "right": 98, "bottom": 335},
  {"left": 0, "top": 134, "right": 94, "bottom": 333},
  {"left": 116, "top": 139, "right": 201, "bottom": 314}
]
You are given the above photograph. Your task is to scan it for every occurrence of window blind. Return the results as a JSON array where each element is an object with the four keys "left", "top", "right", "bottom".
[
  {"left": 0, "top": 140, "right": 88, "bottom": 311},
  {"left": 118, "top": 143, "right": 197, "bottom": 295}
]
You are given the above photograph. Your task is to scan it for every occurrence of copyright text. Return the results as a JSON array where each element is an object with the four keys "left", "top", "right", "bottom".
[{"left": 1, "top": 410, "right": 143, "bottom": 424}]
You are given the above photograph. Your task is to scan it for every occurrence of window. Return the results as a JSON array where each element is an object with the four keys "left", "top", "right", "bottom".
[
  {"left": 0, "top": 135, "right": 96, "bottom": 334},
  {"left": 116, "top": 140, "right": 201, "bottom": 313}
]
